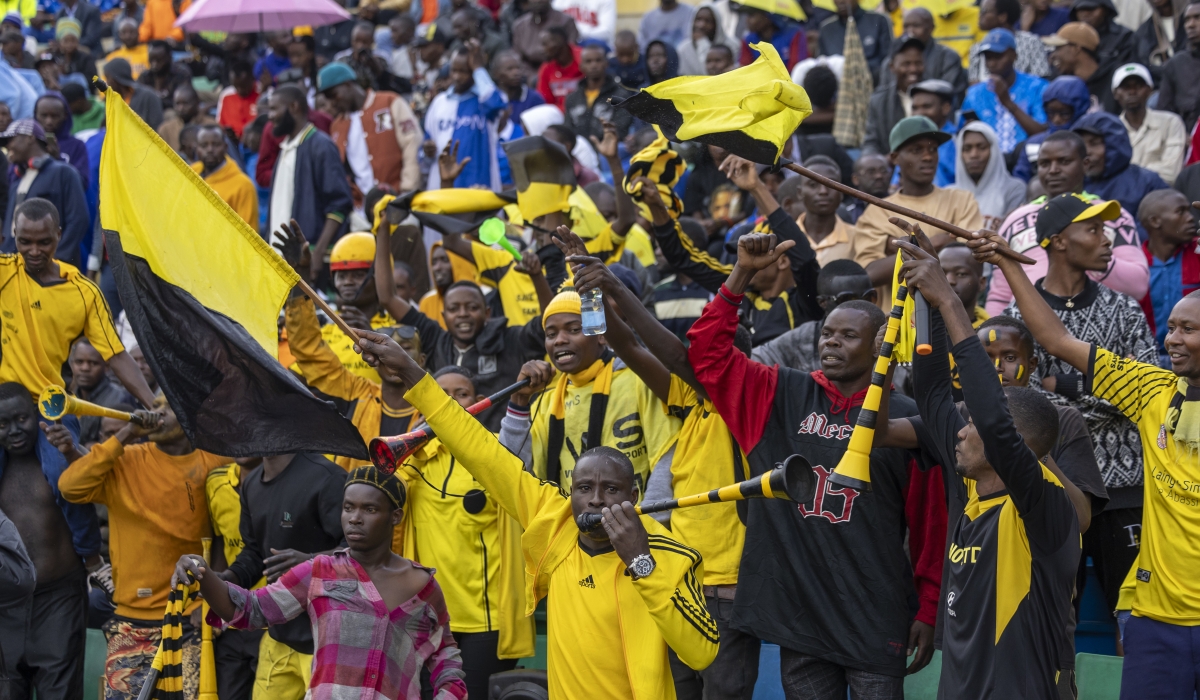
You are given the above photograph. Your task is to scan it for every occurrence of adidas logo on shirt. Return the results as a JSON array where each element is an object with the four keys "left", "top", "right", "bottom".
[
  {"left": 578, "top": 575, "right": 595, "bottom": 588},
  {"left": 30, "top": 300, "right": 40, "bottom": 310}
]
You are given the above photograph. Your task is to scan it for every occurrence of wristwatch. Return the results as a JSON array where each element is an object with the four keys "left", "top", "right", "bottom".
[{"left": 628, "top": 553, "right": 656, "bottom": 580}]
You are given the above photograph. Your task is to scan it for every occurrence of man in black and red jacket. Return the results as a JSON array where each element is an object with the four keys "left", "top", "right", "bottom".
[{"left": 687, "top": 232, "right": 945, "bottom": 698}]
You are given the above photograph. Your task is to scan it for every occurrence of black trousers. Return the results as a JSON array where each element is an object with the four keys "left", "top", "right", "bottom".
[
  {"left": 213, "top": 628, "right": 263, "bottom": 700},
  {"left": 455, "top": 630, "right": 517, "bottom": 700},
  {"left": 1081, "top": 506, "right": 1143, "bottom": 613},
  {"left": 10, "top": 567, "right": 87, "bottom": 700},
  {"left": 670, "top": 595, "right": 761, "bottom": 700}
]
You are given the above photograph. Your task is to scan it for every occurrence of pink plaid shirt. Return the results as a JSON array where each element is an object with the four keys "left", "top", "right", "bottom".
[{"left": 212, "top": 551, "right": 467, "bottom": 700}]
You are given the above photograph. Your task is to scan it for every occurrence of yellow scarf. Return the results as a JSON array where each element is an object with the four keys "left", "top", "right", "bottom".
[
  {"left": 546, "top": 356, "right": 615, "bottom": 483},
  {"left": 1166, "top": 378, "right": 1200, "bottom": 454}
]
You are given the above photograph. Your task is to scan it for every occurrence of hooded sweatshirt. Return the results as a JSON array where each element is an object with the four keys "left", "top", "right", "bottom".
[
  {"left": 950, "top": 121, "right": 1027, "bottom": 231},
  {"left": 35, "top": 92, "right": 89, "bottom": 190},
  {"left": 741, "top": 16, "right": 808, "bottom": 71},
  {"left": 1073, "top": 111, "right": 1168, "bottom": 217},
  {"left": 645, "top": 39, "right": 681, "bottom": 84},
  {"left": 1013, "top": 76, "right": 1094, "bottom": 181},
  {"left": 676, "top": 3, "right": 740, "bottom": 76}
]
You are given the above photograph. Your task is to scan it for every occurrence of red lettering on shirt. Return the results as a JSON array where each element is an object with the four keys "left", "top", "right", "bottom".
[{"left": 798, "top": 465, "right": 861, "bottom": 524}]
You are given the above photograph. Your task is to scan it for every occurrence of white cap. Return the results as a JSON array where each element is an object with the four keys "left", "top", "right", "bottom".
[{"left": 1111, "top": 63, "right": 1153, "bottom": 92}]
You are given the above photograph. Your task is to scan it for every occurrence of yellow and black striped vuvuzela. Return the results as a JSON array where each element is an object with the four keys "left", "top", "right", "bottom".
[
  {"left": 98, "top": 86, "right": 367, "bottom": 460},
  {"left": 614, "top": 41, "right": 812, "bottom": 165},
  {"left": 827, "top": 257, "right": 914, "bottom": 492}
]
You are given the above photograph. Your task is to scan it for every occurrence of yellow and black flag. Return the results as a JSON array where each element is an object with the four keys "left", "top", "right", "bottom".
[
  {"left": 136, "top": 583, "right": 198, "bottom": 700},
  {"left": 503, "top": 135, "right": 576, "bottom": 221},
  {"left": 614, "top": 42, "right": 811, "bottom": 164},
  {"left": 99, "top": 87, "right": 368, "bottom": 460}
]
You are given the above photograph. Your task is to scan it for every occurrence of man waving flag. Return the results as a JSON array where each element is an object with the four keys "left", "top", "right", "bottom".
[{"left": 98, "top": 85, "right": 368, "bottom": 460}]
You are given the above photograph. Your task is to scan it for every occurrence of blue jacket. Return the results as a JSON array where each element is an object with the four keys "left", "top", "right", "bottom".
[
  {"left": 1074, "top": 111, "right": 1169, "bottom": 220},
  {"left": 272, "top": 125, "right": 352, "bottom": 244},
  {"left": 0, "top": 416, "right": 101, "bottom": 559},
  {"left": 2, "top": 155, "right": 89, "bottom": 268},
  {"left": 1013, "top": 76, "right": 1092, "bottom": 181}
]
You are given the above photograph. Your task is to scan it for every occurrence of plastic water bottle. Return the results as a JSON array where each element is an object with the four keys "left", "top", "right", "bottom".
[{"left": 581, "top": 289, "right": 607, "bottom": 336}]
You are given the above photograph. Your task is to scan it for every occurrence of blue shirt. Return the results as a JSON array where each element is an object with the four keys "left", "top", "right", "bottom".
[
  {"left": 0, "top": 417, "right": 101, "bottom": 558},
  {"left": 252, "top": 51, "right": 291, "bottom": 80},
  {"left": 960, "top": 72, "right": 1047, "bottom": 154},
  {"left": 1149, "top": 251, "right": 1184, "bottom": 352},
  {"left": 1029, "top": 6, "right": 1070, "bottom": 36}
]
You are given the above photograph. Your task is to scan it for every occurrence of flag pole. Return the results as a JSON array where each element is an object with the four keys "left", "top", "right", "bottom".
[
  {"left": 296, "top": 278, "right": 362, "bottom": 344},
  {"left": 780, "top": 160, "right": 1036, "bottom": 265}
]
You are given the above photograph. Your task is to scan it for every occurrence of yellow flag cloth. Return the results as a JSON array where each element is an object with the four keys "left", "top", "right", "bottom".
[
  {"left": 98, "top": 86, "right": 368, "bottom": 460},
  {"left": 99, "top": 88, "right": 297, "bottom": 355},
  {"left": 614, "top": 42, "right": 812, "bottom": 164},
  {"left": 890, "top": 250, "right": 917, "bottom": 363}
]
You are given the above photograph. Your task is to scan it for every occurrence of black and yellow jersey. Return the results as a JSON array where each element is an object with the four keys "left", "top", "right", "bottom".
[
  {"left": 1086, "top": 346, "right": 1200, "bottom": 624},
  {"left": 472, "top": 241, "right": 540, "bottom": 327},
  {"left": 911, "top": 320, "right": 1079, "bottom": 699}
]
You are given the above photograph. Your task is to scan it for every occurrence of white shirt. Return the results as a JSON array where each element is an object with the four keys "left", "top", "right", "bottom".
[
  {"left": 345, "top": 112, "right": 375, "bottom": 195},
  {"left": 268, "top": 125, "right": 309, "bottom": 248}
]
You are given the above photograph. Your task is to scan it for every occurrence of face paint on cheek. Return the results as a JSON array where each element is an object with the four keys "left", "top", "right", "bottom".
[{"left": 1015, "top": 364, "right": 1024, "bottom": 381}]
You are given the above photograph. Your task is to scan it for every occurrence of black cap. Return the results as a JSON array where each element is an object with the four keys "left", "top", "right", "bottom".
[{"left": 1034, "top": 193, "right": 1120, "bottom": 246}]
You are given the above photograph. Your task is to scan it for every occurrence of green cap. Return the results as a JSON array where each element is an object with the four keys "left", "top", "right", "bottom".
[
  {"left": 317, "top": 62, "right": 357, "bottom": 93},
  {"left": 888, "top": 116, "right": 953, "bottom": 153}
]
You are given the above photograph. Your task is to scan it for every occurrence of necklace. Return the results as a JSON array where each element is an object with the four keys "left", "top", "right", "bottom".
[{"left": 1057, "top": 289, "right": 1085, "bottom": 309}]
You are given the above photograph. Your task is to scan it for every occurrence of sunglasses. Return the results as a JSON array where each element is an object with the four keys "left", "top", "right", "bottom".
[{"left": 382, "top": 325, "right": 419, "bottom": 341}]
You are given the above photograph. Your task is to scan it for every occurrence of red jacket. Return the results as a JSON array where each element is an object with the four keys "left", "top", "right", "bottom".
[{"left": 688, "top": 285, "right": 946, "bottom": 630}]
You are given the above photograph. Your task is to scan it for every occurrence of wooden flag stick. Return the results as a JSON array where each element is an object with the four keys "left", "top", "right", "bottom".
[
  {"left": 296, "top": 278, "right": 362, "bottom": 344},
  {"left": 781, "top": 161, "right": 1036, "bottom": 265}
]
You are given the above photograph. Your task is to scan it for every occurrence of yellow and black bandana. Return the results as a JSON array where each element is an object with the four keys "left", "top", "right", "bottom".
[
  {"left": 624, "top": 128, "right": 685, "bottom": 220},
  {"left": 346, "top": 465, "right": 408, "bottom": 509}
]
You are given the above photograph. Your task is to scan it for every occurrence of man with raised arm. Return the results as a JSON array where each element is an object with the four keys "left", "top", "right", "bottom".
[
  {"left": 973, "top": 206, "right": 1200, "bottom": 699},
  {"left": 686, "top": 232, "right": 939, "bottom": 697},
  {"left": 888, "top": 233, "right": 1080, "bottom": 700},
  {"left": 348, "top": 327, "right": 719, "bottom": 700}
]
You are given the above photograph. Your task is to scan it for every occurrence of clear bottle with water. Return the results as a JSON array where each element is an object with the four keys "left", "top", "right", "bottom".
[{"left": 581, "top": 289, "right": 607, "bottom": 336}]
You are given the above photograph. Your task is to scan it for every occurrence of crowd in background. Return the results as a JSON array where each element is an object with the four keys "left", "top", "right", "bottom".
[{"left": 5, "top": 0, "right": 1200, "bottom": 697}]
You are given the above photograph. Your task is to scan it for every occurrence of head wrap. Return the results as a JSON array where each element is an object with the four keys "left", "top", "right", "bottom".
[
  {"left": 55, "top": 17, "right": 81, "bottom": 39},
  {"left": 345, "top": 465, "right": 407, "bottom": 509}
]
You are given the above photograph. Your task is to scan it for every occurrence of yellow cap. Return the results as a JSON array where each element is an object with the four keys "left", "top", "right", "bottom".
[
  {"left": 330, "top": 232, "right": 375, "bottom": 271},
  {"left": 542, "top": 290, "right": 582, "bottom": 323}
]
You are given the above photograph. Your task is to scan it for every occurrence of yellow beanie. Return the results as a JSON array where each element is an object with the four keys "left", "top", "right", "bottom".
[{"left": 542, "top": 290, "right": 582, "bottom": 323}]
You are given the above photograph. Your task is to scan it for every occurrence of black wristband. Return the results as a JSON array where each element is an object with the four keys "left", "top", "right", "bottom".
[{"left": 1053, "top": 373, "right": 1084, "bottom": 400}]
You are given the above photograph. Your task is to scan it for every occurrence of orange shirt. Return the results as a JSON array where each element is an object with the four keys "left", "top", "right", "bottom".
[
  {"left": 139, "top": 0, "right": 190, "bottom": 43},
  {"left": 58, "top": 438, "right": 226, "bottom": 620}
]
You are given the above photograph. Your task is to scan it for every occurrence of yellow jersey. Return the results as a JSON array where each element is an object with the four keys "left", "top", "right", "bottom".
[
  {"left": 529, "top": 363, "right": 680, "bottom": 496},
  {"left": 317, "top": 308, "right": 394, "bottom": 384},
  {"left": 1087, "top": 346, "right": 1200, "bottom": 624},
  {"left": 0, "top": 255, "right": 124, "bottom": 395},
  {"left": 400, "top": 438, "right": 504, "bottom": 633},
  {"left": 665, "top": 376, "right": 748, "bottom": 586},
  {"left": 473, "top": 241, "right": 540, "bottom": 327}
]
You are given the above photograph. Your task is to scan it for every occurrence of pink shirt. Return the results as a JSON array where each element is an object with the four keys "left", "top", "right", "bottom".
[
  {"left": 985, "top": 195, "right": 1150, "bottom": 316},
  {"left": 216, "top": 551, "right": 467, "bottom": 700}
]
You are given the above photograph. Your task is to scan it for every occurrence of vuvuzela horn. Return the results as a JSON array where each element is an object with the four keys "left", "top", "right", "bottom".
[
  {"left": 369, "top": 378, "right": 531, "bottom": 474},
  {"left": 37, "top": 385, "right": 146, "bottom": 424},
  {"left": 575, "top": 454, "right": 817, "bottom": 532},
  {"left": 826, "top": 280, "right": 910, "bottom": 492},
  {"left": 199, "top": 538, "right": 217, "bottom": 700}
]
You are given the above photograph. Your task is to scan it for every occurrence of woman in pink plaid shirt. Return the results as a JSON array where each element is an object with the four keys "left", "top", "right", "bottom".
[{"left": 174, "top": 466, "right": 468, "bottom": 700}]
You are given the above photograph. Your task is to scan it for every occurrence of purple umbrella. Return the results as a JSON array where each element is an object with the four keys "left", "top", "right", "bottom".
[{"left": 174, "top": 0, "right": 351, "bottom": 33}]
